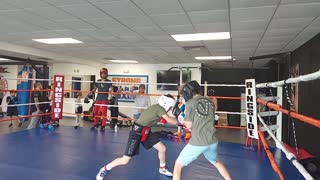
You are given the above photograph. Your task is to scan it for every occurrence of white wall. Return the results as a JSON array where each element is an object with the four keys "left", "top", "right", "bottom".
[
  {"left": 0, "top": 65, "right": 18, "bottom": 91},
  {"left": 53, "top": 63, "right": 201, "bottom": 118}
]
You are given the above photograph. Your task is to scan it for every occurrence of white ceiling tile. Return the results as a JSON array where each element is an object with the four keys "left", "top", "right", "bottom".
[
  {"left": 232, "top": 30, "right": 264, "bottom": 38},
  {"left": 93, "top": 1, "right": 144, "bottom": 18},
  {"left": 231, "top": 20, "right": 268, "bottom": 31},
  {"left": 177, "top": 41, "right": 204, "bottom": 47},
  {"left": 161, "top": 47, "right": 184, "bottom": 52},
  {"left": 260, "top": 35, "right": 295, "bottom": 44},
  {"left": 151, "top": 13, "right": 191, "bottom": 26},
  {"left": 264, "top": 28, "right": 302, "bottom": 37},
  {"left": 87, "top": 0, "right": 122, "bottom": 3},
  {"left": 281, "top": 0, "right": 320, "bottom": 5},
  {"left": 59, "top": 4, "right": 108, "bottom": 19},
  {"left": 151, "top": 41, "right": 178, "bottom": 47},
  {"left": 5, "top": 0, "right": 51, "bottom": 8},
  {"left": 162, "top": 25, "right": 196, "bottom": 34},
  {"left": 180, "top": 0, "right": 227, "bottom": 12},
  {"left": 44, "top": 0, "right": 88, "bottom": 6},
  {"left": 118, "top": 36, "right": 144, "bottom": 42},
  {"left": 231, "top": 6, "right": 277, "bottom": 21},
  {"left": 0, "top": 1, "right": 19, "bottom": 11},
  {"left": 132, "top": 27, "right": 167, "bottom": 36},
  {"left": 258, "top": 43, "right": 287, "bottom": 50},
  {"left": 31, "top": 20, "right": 66, "bottom": 30},
  {"left": 144, "top": 35, "right": 175, "bottom": 42},
  {"left": 106, "top": 28, "right": 139, "bottom": 36},
  {"left": 194, "top": 22, "right": 229, "bottom": 33},
  {"left": 84, "top": 18, "right": 125, "bottom": 29},
  {"left": 269, "top": 17, "right": 314, "bottom": 29},
  {"left": 132, "top": 0, "right": 184, "bottom": 15},
  {"left": 188, "top": 10, "right": 229, "bottom": 24},
  {"left": 56, "top": 19, "right": 97, "bottom": 29},
  {"left": 204, "top": 40, "right": 230, "bottom": 48},
  {"left": 118, "top": 16, "right": 155, "bottom": 28},
  {"left": 274, "top": 3, "right": 320, "bottom": 19},
  {"left": 28, "top": 7, "right": 77, "bottom": 21},
  {"left": 230, "top": 0, "right": 280, "bottom": 9}
]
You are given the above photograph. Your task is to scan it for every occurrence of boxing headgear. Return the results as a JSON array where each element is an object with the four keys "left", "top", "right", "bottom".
[
  {"left": 158, "top": 94, "right": 176, "bottom": 112},
  {"left": 182, "top": 80, "right": 201, "bottom": 102},
  {"left": 100, "top": 68, "right": 108, "bottom": 78}
]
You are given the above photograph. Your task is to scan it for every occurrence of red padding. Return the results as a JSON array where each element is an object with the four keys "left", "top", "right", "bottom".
[{"left": 284, "top": 143, "right": 314, "bottom": 160}]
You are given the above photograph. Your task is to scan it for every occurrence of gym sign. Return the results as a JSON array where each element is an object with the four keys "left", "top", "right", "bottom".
[
  {"left": 52, "top": 75, "right": 64, "bottom": 120},
  {"left": 245, "top": 79, "right": 258, "bottom": 139}
]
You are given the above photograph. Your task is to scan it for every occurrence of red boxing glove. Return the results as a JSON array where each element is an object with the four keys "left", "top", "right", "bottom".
[{"left": 159, "top": 117, "right": 167, "bottom": 124}]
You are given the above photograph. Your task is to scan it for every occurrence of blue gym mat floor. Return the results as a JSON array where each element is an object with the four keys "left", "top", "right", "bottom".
[{"left": 0, "top": 127, "right": 302, "bottom": 180}]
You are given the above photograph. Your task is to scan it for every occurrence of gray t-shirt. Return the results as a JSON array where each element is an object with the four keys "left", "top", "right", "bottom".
[{"left": 185, "top": 95, "right": 218, "bottom": 146}]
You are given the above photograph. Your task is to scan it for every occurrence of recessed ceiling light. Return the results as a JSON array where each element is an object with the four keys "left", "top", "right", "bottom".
[
  {"left": 32, "top": 38, "right": 83, "bottom": 44},
  {"left": 171, "top": 32, "right": 230, "bottom": 42},
  {"left": 195, "top": 56, "right": 232, "bottom": 60},
  {"left": 109, "top": 60, "right": 138, "bottom": 63},
  {"left": 0, "top": 58, "right": 10, "bottom": 61},
  {"left": 233, "top": 58, "right": 237, "bottom": 61}
]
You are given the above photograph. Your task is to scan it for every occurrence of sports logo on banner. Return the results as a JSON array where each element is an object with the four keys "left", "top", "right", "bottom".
[
  {"left": 245, "top": 79, "right": 258, "bottom": 139},
  {"left": 51, "top": 75, "right": 64, "bottom": 120}
]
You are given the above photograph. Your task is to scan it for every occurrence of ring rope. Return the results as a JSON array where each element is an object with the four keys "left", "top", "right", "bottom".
[
  {"left": 256, "top": 69, "right": 320, "bottom": 88},
  {"left": 201, "top": 83, "right": 245, "bottom": 87},
  {"left": 258, "top": 131, "right": 285, "bottom": 180},
  {"left": 258, "top": 115, "right": 314, "bottom": 180},
  {"left": 257, "top": 98, "right": 320, "bottom": 128},
  {"left": 0, "top": 102, "right": 51, "bottom": 108},
  {"left": 0, "top": 112, "right": 52, "bottom": 123}
]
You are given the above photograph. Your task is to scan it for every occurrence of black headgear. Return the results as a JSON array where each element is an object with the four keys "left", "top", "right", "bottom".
[{"left": 182, "top": 80, "right": 201, "bottom": 102}]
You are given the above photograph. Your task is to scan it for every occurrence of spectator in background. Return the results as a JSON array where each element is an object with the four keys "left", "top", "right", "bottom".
[
  {"left": 74, "top": 92, "right": 83, "bottom": 129},
  {"left": 7, "top": 90, "right": 18, "bottom": 127},
  {"left": 130, "top": 84, "right": 150, "bottom": 123},
  {"left": 109, "top": 86, "right": 119, "bottom": 129},
  {"left": 27, "top": 82, "right": 45, "bottom": 129}
]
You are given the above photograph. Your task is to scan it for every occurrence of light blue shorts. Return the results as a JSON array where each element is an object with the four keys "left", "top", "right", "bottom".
[{"left": 176, "top": 142, "right": 218, "bottom": 166}]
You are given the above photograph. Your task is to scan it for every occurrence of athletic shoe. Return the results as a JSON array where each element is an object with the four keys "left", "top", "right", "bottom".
[
  {"left": 96, "top": 167, "right": 109, "bottom": 180},
  {"left": 159, "top": 168, "right": 173, "bottom": 176},
  {"left": 74, "top": 126, "right": 79, "bottom": 129}
]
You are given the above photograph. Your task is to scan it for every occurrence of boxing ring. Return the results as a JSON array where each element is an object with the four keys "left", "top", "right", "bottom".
[{"left": 0, "top": 70, "right": 319, "bottom": 180}]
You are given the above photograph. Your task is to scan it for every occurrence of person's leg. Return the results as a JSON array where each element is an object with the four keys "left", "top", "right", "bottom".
[
  {"left": 27, "top": 111, "right": 38, "bottom": 129},
  {"left": 109, "top": 107, "right": 116, "bottom": 129},
  {"left": 93, "top": 101, "right": 100, "bottom": 126},
  {"left": 96, "top": 155, "right": 131, "bottom": 180},
  {"left": 173, "top": 144, "right": 206, "bottom": 180},
  {"left": 152, "top": 141, "right": 173, "bottom": 176},
  {"left": 100, "top": 102, "right": 108, "bottom": 130},
  {"left": 203, "top": 143, "right": 232, "bottom": 180}
]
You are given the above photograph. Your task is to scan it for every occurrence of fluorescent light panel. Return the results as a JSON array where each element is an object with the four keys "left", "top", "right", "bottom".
[
  {"left": 0, "top": 58, "right": 10, "bottom": 61},
  {"left": 109, "top": 60, "right": 138, "bottom": 63},
  {"left": 32, "top": 38, "right": 83, "bottom": 44},
  {"left": 171, "top": 32, "right": 230, "bottom": 42},
  {"left": 195, "top": 56, "right": 232, "bottom": 60}
]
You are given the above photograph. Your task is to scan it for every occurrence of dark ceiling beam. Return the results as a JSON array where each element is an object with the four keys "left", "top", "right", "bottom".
[
  {"left": 249, "top": 52, "right": 290, "bottom": 61},
  {"left": 0, "top": 55, "right": 47, "bottom": 65}
]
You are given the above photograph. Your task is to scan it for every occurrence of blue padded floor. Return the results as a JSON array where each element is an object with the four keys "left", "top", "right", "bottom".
[{"left": 0, "top": 127, "right": 302, "bottom": 180}]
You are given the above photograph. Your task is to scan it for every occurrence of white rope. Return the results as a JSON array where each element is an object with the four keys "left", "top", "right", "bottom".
[
  {"left": 63, "top": 101, "right": 148, "bottom": 109},
  {"left": 0, "top": 102, "right": 50, "bottom": 108},
  {"left": 256, "top": 69, "right": 320, "bottom": 88},
  {"left": 258, "top": 115, "right": 314, "bottom": 180},
  {"left": 202, "top": 84, "right": 245, "bottom": 87},
  {"left": 0, "top": 77, "right": 53, "bottom": 82},
  {"left": 216, "top": 111, "right": 246, "bottom": 115}
]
